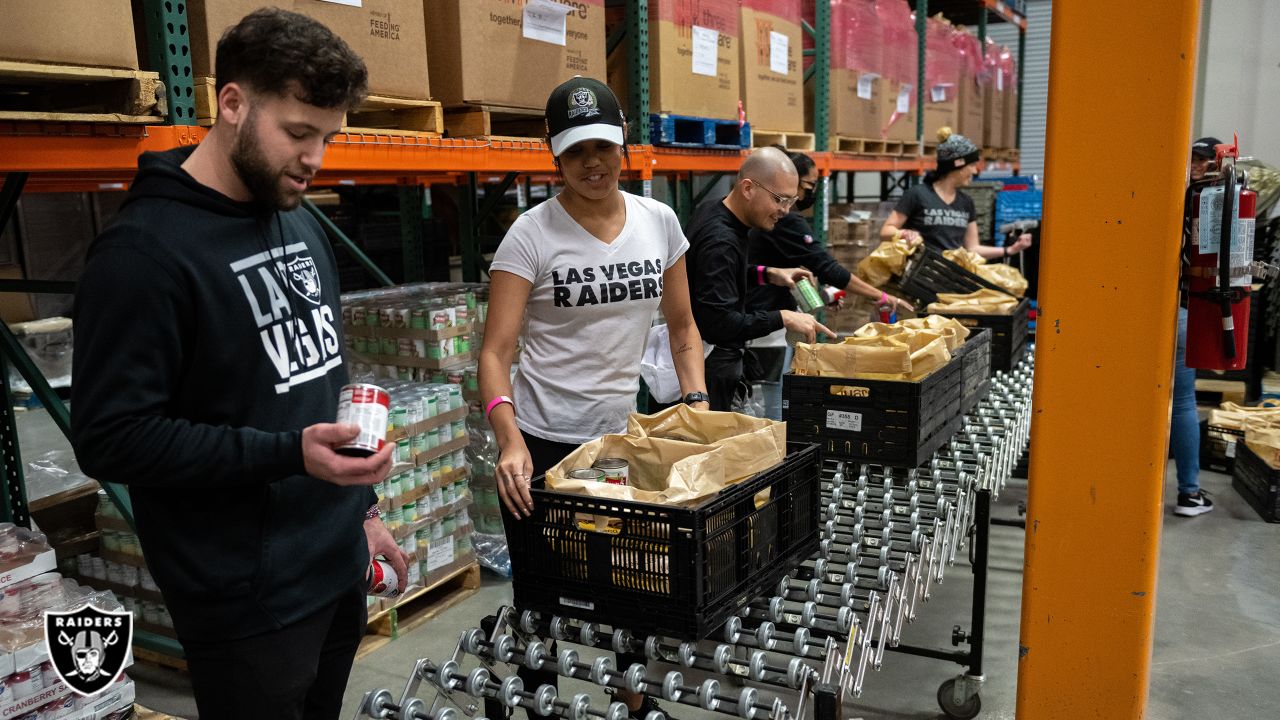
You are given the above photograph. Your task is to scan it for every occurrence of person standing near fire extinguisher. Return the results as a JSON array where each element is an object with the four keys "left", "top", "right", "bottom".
[{"left": 1170, "top": 137, "right": 1223, "bottom": 517}]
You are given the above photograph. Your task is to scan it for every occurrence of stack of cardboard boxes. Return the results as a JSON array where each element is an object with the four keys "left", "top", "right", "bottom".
[
  {"left": 608, "top": 0, "right": 743, "bottom": 122},
  {"left": 740, "top": 0, "right": 804, "bottom": 133},
  {"left": 427, "top": 0, "right": 606, "bottom": 110},
  {"left": 806, "top": 0, "right": 918, "bottom": 145},
  {"left": 982, "top": 40, "right": 1019, "bottom": 150},
  {"left": 187, "top": 0, "right": 431, "bottom": 101}
]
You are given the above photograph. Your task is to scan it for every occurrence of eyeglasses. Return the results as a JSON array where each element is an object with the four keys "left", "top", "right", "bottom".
[{"left": 748, "top": 179, "right": 799, "bottom": 210}]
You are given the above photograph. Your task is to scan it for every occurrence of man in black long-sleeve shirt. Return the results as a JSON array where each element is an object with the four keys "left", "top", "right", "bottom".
[
  {"left": 686, "top": 147, "right": 833, "bottom": 410},
  {"left": 745, "top": 150, "right": 915, "bottom": 416}
]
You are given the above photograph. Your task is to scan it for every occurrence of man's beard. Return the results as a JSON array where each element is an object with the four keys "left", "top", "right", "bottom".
[{"left": 231, "top": 110, "right": 298, "bottom": 212}]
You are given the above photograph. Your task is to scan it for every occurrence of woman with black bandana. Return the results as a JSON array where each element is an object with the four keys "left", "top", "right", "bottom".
[{"left": 745, "top": 146, "right": 911, "bottom": 418}]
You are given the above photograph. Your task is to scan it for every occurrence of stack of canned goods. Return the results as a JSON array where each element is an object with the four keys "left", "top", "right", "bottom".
[{"left": 343, "top": 287, "right": 480, "bottom": 381}]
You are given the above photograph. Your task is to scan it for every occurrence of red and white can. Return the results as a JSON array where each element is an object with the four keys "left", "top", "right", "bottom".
[
  {"left": 367, "top": 558, "right": 401, "bottom": 598},
  {"left": 336, "top": 383, "right": 390, "bottom": 457}
]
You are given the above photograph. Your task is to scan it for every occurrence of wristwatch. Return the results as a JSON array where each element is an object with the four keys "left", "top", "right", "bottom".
[{"left": 683, "top": 392, "right": 710, "bottom": 405}]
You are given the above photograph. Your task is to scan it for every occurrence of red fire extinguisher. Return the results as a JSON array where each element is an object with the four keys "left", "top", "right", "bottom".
[{"left": 1184, "top": 136, "right": 1257, "bottom": 370}]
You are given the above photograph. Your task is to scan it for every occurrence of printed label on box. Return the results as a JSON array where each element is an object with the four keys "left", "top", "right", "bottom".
[
  {"left": 826, "top": 410, "right": 862, "bottom": 432},
  {"left": 692, "top": 26, "right": 719, "bottom": 77},
  {"left": 856, "top": 73, "right": 878, "bottom": 100},
  {"left": 769, "top": 31, "right": 789, "bottom": 75},
  {"left": 1226, "top": 440, "right": 1237, "bottom": 458},
  {"left": 523, "top": 0, "right": 573, "bottom": 46},
  {"left": 897, "top": 85, "right": 913, "bottom": 114},
  {"left": 426, "top": 542, "right": 454, "bottom": 571},
  {"left": 318, "top": 0, "right": 361, "bottom": 6}
]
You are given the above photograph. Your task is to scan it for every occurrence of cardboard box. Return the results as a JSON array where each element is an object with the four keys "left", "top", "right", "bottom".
[
  {"left": 923, "top": 98, "right": 958, "bottom": 143},
  {"left": 0, "top": 1, "right": 138, "bottom": 70},
  {"left": 647, "top": 0, "right": 742, "bottom": 120},
  {"left": 956, "top": 69, "right": 985, "bottom": 144},
  {"left": 1002, "top": 85, "right": 1019, "bottom": 149},
  {"left": 739, "top": 1, "right": 803, "bottom": 132},
  {"left": 187, "top": 0, "right": 429, "bottom": 100},
  {"left": 983, "top": 84, "right": 1005, "bottom": 149},
  {"left": 427, "top": 0, "right": 604, "bottom": 111},
  {"left": 815, "top": 69, "right": 882, "bottom": 139},
  {"left": 881, "top": 80, "right": 920, "bottom": 143}
]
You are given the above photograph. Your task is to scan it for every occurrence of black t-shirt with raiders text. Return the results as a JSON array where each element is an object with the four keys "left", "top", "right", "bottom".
[{"left": 894, "top": 183, "right": 977, "bottom": 251}]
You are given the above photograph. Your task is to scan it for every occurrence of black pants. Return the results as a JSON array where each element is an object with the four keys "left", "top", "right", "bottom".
[
  {"left": 705, "top": 347, "right": 746, "bottom": 412},
  {"left": 181, "top": 583, "right": 366, "bottom": 720},
  {"left": 486, "top": 432, "right": 645, "bottom": 719}
]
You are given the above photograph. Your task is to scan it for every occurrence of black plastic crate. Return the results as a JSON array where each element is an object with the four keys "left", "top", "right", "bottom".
[
  {"left": 897, "top": 246, "right": 1009, "bottom": 306},
  {"left": 1232, "top": 442, "right": 1280, "bottom": 523},
  {"left": 1200, "top": 421, "right": 1244, "bottom": 474},
  {"left": 928, "top": 297, "right": 1031, "bottom": 372},
  {"left": 952, "top": 328, "right": 992, "bottom": 414},
  {"left": 782, "top": 353, "right": 963, "bottom": 468},
  {"left": 510, "top": 442, "right": 822, "bottom": 639}
]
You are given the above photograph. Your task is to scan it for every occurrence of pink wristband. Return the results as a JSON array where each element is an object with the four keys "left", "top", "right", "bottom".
[
  {"left": 879, "top": 292, "right": 889, "bottom": 305},
  {"left": 758, "top": 265, "right": 767, "bottom": 285},
  {"left": 485, "top": 395, "right": 513, "bottom": 420}
]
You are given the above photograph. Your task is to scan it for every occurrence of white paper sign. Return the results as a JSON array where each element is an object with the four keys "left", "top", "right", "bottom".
[
  {"left": 427, "top": 540, "right": 455, "bottom": 571},
  {"left": 856, "top": 73, "right": 878, "bottom": 100},
  {"left": 523, "top": 0, "right": 573, "bottom": 47},
  {"left": 1197, "top": 187, "right": 1254, "bottom": 286},
  {"left": 318, "top": 0, "right": 362, "bottom": 6},
  {"left": 692, "top": 25, "right": 719, "bottom": 77},
  {"left": 826, "top": 409, "right": 863, "bottom": 432},
  {"left": 997, "top": 71, "right": 1004, "bottom": 92},
  {"left": 770, "top": 31, "right": 789, "bottom": 75},
  {"left": 931, "top": 84, "right": 951, "bottom": 102},
  {"left": 896, "top": 84, "right": 913, "bottom": 114}
]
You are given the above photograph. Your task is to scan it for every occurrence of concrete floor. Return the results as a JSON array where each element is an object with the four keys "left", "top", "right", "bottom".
[{"left": 124, "top": 461, "right": 1280, "bottom": 720}]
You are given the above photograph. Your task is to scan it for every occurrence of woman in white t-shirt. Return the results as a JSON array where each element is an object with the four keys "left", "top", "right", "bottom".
[{"left": 478, "top": 77, "right": 706, "bottom": 719}]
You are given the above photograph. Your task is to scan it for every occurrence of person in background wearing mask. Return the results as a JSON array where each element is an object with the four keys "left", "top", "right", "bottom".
[
  {"left": 70, "top": 9, "right": 403, "bottom": 718},
  {"left": 880, "top": 128, "right": 1033, "bottom": 259},
  {"left": 1170, "top": 136, "right": 1223, "bottom": 517},
  {"left": 685, "top": 147, "right": 834, "bottom": 411},
  {"left": 745, "top": 147, "right": 912, "bottom": 419}
]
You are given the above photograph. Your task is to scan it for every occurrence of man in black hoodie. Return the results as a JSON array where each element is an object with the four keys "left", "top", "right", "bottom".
[{"left": 71, "top": 9, "right": 402, "bottom": 719}]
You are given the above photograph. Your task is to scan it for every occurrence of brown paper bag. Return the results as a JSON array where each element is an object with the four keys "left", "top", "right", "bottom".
[
  {"left": 943, "top": 248, "right": 985, "bottom": 272},
  {"left": 1210, "top": 400, "right": 1280, "bottom": 431},
  {"left": 625, "top": 405, "right": 787, "bottom": 485},
  {"left": 941, "top": 248, "right": 1028, "bottom": 297},
  {"left": 928, "top": 289, "right": 1020, "bottom": 315},
  {"left": 791, "top": 325, "right": 951, "bottom": 381},
  {"left": 856, "top": 235, "right": 924, "bottom": 286},
  {"left": 546, "top": 434, "right": 729, "bottom": 505},
  {"left": 899, "top": 315, "right": 972, "bottom": 348},
  {"left": 975, "top": 264, "right": 1029, "bottom": 297},
  {"left": 1244, "top": 415, "right": 1280, "bottom": 469}
]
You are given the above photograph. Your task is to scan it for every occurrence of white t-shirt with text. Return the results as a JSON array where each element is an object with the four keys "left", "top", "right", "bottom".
[{"left": 490, "top": 192, "right": 689, "bottom": 444}]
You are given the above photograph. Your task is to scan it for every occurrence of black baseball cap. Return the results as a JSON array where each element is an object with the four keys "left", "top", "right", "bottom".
[
  {"left": 1191, "top": 137, "right": 1222, "bottom": 159},
  {"left": 545, "top": 77, "right": 625, "bottom": 157}
]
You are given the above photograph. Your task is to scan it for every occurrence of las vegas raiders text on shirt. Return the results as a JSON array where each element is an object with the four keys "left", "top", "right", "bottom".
[
  {"left": 233, "top": 243, "right": 343, "bottom": 394},
  {"left": 551, "top": 258, "right": 665, "bottom": 307}
]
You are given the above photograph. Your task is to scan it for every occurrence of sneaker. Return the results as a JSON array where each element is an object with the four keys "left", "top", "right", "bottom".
[{"left": 1175, "top": 490, "right": 1214, "bottom": 517}]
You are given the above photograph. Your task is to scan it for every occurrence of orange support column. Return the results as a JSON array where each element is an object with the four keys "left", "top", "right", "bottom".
[{"left": 1017, "top": 2, "right": 1200, "bottom": 718}]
